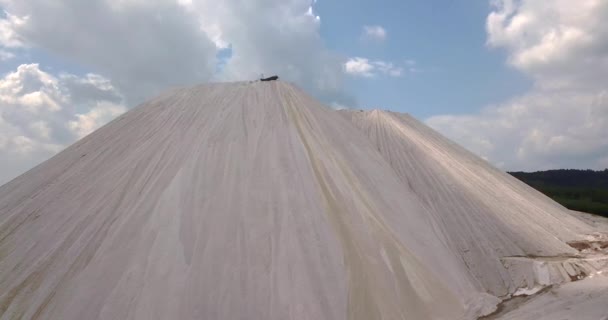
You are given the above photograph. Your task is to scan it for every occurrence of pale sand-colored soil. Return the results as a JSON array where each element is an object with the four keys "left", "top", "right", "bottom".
[
  {"left": 569, "top": 210, "right": 608, "bottom": 232},
  {"left": 493, "top": 276, "right": 608, "bottom": 320},
  {"left": 1, "top": 81, "right": 606, "bottom": 319}
]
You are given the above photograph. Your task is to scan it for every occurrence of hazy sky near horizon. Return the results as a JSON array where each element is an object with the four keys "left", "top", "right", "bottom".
[{"left": 0, "top": 0, "right": 607, "bottom": 184}]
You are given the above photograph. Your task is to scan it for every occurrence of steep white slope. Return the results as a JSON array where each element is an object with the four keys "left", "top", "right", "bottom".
[
  {"left": 342, "top": 110, "right": 606, "bottom": 297},
  {"left": 0, "top": 82, "right": 496, "bottom": 320}
]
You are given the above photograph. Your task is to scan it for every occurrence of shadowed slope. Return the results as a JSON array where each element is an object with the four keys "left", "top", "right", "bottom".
[{"left": 0, "top": 82, "right": 495, "bottom": 320}]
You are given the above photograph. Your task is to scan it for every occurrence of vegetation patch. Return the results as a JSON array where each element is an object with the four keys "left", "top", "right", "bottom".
[{"left": 509, "top": 169, "right": 608, "bottom": 218}]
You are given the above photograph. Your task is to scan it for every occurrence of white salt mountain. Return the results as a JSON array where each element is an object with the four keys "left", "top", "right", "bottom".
[
  {"left": 0, "top": 81, "right": 606, "bottom": 320},
  {"left": 342, "top": 110, "right": 608, "bottom": 295}
]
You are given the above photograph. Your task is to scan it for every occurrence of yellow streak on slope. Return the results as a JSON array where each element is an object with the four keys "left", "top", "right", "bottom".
[{"left": 280, "top": 83, "right": 461, "bottom": 320}]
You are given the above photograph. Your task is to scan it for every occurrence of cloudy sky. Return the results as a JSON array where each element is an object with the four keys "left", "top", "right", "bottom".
[{"left": 0, "top": 0, "right": 607, "bottom": 184}]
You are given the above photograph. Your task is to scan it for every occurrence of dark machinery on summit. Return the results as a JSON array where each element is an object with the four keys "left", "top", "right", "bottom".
[{"left": 260, "top": 75, "right": 279, "bottom": 81}]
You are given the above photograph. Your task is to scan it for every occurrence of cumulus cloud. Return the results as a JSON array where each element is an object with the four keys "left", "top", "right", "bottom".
[
  {"left": 186, "top": 0, "right": 351, "bottom": 105},
  {"left": 427, "top": 0, "right": 608, "bottom": 171},
  {"left": 344, "top": 57, "right": 404, "bottom": 77},
  {"left": 0, "top": 0, "right": 352, "bottom": 106},
  {"left": 68, "top": 102, "right": 126, "bottom": 139},
  {"left": 361, "top": 25, "right": 387, "bottom": 42},
  {"left": 1, "top": 0, "right": 217, "bottom": 105},
  {"left": 0, "top": 10, "right": 26, "bottom": 48},
  {"left": 0, "top": 10, "right": 25, "bottom": 60},
  {"left": 427, "top": 90, "right": 608, "bottom": 170},
  {"left": 486, "top": 0, "right": 608, "bottom": 90},
  {"left": 344, "top": 58, "right": 375, "bottom": 77},
  {"left": 0, "top": 64, "right": 126, "bottom": 184}
]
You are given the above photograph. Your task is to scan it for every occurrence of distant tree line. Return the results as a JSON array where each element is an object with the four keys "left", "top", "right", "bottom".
[{"left": 509, "top": 169, "right": 608, "bottom": 218}]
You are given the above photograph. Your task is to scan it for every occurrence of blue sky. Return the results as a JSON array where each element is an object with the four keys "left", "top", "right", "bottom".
[
  {"left": 318, "top": 0, "right": 531, "bottom": 117},
  {"left": 0, "top": 0, "right": 607, "bottom": 184}
]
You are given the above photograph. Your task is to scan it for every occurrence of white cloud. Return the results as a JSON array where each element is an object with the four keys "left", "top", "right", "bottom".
[
  {"left": 344, "top": 57, "right": 404, "bottom": 78},
  {"left": 0, "top": 11, "right": 25, "bottom": 62},
  {"left": 0, "top": 48, "right": 14, "bottom": 60},
  {"left": 344, "top": 57, "right": 375, "bottom": 77},
  {"left": 68, "top": 101, "right": 126, "bottom": 138},
  {"left": 428, "top": 0, "right": 608, "bottom": 171},
  {"left": 191, "top": 0, "right": 350, "bottom": 104},
  {"left": 362, "top": 25, "right": 387, "bottom": 42},
  {"left": 0, "top": 0, "right": 353, "bottom": 106},
  {"left": 374, "top": 61, "right": 403, "bottom": 77},
  {"left": 329, "top": 102, "right": 349, "bottom": 110},
  {"left": 486, "top": 0, "right": 608, "bottom": 90},
  {"left": 404, "top": 59, "right": 424, "bottom": 73},
  {"left": 0, "top": 10, "right": 26, "bottom": 48},
  {"left": 428, "top": 90, "right": 608, "bottom": 170},
  {"left": 1, "top": 0, "right": 217, "bottom": 105},
  {"left": 0, "top": 64, "right": 126, "bottom": 184}
]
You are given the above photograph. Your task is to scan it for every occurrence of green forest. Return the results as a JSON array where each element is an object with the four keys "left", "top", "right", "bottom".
[{"left": 509, "top": 169, "right": 608, "bottom": 218}]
